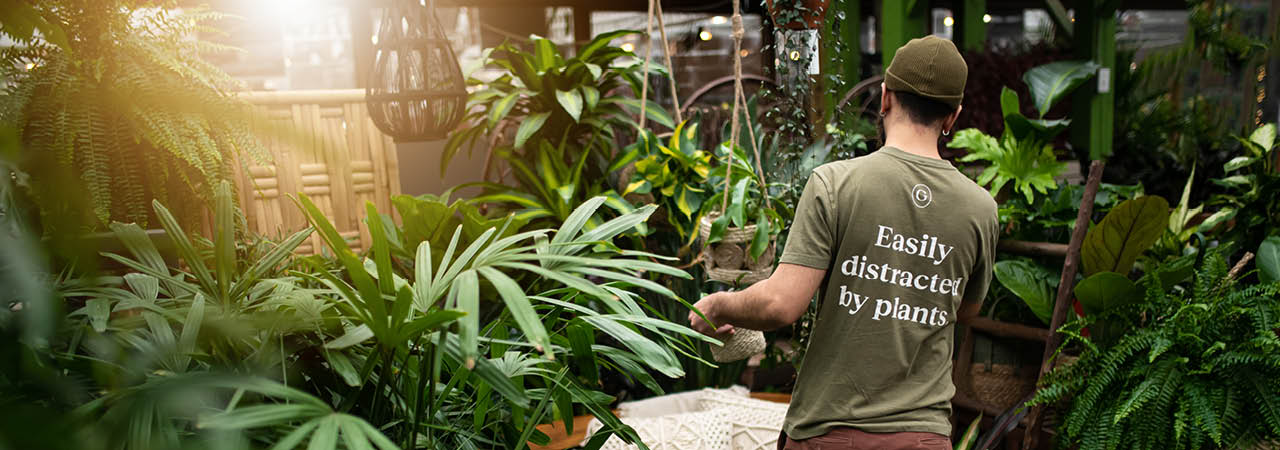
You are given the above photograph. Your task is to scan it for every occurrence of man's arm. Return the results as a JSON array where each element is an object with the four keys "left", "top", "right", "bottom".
[{"left": 688, "top": 263, "right": 826, "bottom": 334}]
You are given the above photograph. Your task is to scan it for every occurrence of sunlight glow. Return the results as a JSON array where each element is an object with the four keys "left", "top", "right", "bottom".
[
  {"left": 943, "top": 16, "right": 954, "bottom": 27},
  {"left": 699, "top": 30, "right": 713, "bottom": 41},
  {"left": 621, "top": 42, "right": 635, "bottom": 52},
  {"left": 982, "top": 14, "right": 992, "bottom": 23},
  {"left": 711, "top": 16, "right": 727, "bottom": 25}
]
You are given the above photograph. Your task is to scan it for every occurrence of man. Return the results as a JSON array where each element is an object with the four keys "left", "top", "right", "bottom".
[{"left": 688, "top": 36, "right": 999, "bottom": 450}]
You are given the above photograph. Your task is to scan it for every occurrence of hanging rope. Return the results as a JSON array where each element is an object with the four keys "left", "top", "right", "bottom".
[
  {"left": 654, "top": 0, "right": 684, "bottom": 125},
  {"left": 637, "top": 0, "right": 685, "bottom": 130},
  {"left": 720, "top": 0, "right": 768, "bottom": 215},
  {"left": 638, "top": 0, "right": 655, "bottom": 130}
]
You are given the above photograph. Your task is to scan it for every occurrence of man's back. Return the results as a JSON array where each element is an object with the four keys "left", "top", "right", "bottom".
[{"left": 779, "top": 146, "right": 999, "bottom": 439}]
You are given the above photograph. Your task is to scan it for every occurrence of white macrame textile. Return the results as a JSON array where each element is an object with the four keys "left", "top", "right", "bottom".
[
  {"left": 698, "top": 390, "right": 790, "bottom": 450},
  {"left": 585, "top": 410, "right": 733, "bottom": 450},
  {"left": 617, "top": 386, "right": 750, "bottom": 419}
]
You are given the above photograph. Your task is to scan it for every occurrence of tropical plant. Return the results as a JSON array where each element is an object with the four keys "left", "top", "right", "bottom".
[
  {"left": 279, "top": 195, "right": 716, "bottom": 449},
  {"left": 0, "top": 0, "right": 262, "bottom": 230},
  {"left": 620, "top": 121, "right": 714, "bottom": 245},
  {"left": 1030, "top": 251, "right": 1280, "bottom": 450},
  {"left": 1202, "top": 124, "right": 1279, "bottom": 253},
  {"left": 442, "top": 32, "right": 671, "bottom": 228},
  {"left": 701, "top": 137, "right": 786, "bottom": 263},
  {"left": 949, "top": 61, "right": 1098, "bottom": 203}
]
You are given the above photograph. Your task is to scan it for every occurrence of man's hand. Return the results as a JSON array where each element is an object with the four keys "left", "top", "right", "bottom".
[{"left": 688, "top": 292, "right": 736, "bottom": 337}]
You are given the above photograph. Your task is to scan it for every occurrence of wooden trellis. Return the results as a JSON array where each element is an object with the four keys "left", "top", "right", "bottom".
[{"left": 232, "top": 90, "right": 402, "bottom": 254}]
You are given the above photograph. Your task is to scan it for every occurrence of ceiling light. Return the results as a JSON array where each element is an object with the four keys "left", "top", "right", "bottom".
[
  {"left": 740, "top": 49, "right": 749, "bottom": 57},
  {"left": 789, "top": 50, "right": 800, "bottom": 61},
  {"left": 982, "top": 14, "right": 992, "bottom": 23},
  {"left": 621, "top": 42, "right": 634, "bottom": 52},
  {"left": 943, "top": 16, "right": 954, "bottom": 27},
  {"left": 699, "top": 30, "right": 712, "bottom": 41}
]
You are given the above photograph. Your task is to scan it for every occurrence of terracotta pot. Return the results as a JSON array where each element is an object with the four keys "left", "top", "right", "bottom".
[{"left": 765, "top": 0, "right": 829, "bottom": 29}]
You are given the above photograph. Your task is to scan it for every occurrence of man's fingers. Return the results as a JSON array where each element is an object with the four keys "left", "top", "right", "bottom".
[{"left": 714, "top": 324, "right": 735, "bottom": 335}]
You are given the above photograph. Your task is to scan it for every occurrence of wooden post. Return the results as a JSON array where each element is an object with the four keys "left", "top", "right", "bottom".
[
  {"left": 957, "top": 0, "right": 987, "bottom": 51},
  {"left": 573, "top": 6, "right": 592, "bottom": 50},
  {"left": 1021, "top": 160, "right": 1106, "bottom": 450},
  {"left": 880, "top": 0, "right": 927, "bottom": 69},
  {"left": 1070, "top": 0, "right": 1116, "bottom": 161}
]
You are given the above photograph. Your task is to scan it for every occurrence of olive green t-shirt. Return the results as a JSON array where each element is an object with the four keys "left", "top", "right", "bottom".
[{"left": 779, "top": 146, "right": 999, "bottom": 439}]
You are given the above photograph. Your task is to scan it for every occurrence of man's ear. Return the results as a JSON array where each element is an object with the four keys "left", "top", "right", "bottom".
[
  {"left": 943, "top": 104, "right": 963, "bottom": 134},
  {"left": 879, "top": 83, "right": 891, "bottom": 117}
]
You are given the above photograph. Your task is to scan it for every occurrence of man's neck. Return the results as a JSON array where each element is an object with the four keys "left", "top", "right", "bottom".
[{"left": 882, "top": 123, "right": 943, "bottom": 159}]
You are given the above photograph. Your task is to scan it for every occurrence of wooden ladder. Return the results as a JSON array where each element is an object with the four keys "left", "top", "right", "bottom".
[{"left": 951, "top": 161, "right": 1105, "bottom": 449}]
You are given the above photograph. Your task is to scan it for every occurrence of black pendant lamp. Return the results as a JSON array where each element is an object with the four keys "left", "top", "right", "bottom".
[{"left": 366, "top": 0, "right": 467, "bottom": 142}]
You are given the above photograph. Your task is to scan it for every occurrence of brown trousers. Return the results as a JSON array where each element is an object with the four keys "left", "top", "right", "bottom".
[{"left": 776, "top": 427, "right": 951, "bottom": 450}]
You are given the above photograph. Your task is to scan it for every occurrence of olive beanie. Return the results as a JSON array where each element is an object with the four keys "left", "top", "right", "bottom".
[{"left": 884, "top": 35, "right": 968, "bottom": 108}]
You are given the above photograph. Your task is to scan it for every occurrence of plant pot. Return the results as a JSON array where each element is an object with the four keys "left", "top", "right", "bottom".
[
  {"left": 765, "top": 0, "right": 829, "bottom": 29},
  {"left": 698, "top": 213, "right": 775, "bottom": 285}
]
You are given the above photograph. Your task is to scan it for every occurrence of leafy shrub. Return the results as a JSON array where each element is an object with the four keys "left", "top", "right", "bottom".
[{"left": 1030, "top": 251, "right": 1280, "bottom": 449}]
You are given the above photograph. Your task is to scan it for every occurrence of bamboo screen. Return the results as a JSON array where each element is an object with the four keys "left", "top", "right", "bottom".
[{"left": 235, "top": 90, "right": 403, "bottom": 254}]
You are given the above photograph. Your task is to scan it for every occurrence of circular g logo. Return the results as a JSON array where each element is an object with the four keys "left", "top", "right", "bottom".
[{"left": 910, "top": 184, "right": 932, "bottom": 208}]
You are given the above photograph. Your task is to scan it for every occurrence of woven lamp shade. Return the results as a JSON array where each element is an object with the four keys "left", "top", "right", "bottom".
[{"left": 366, "top": 1, "right": 466, "bottom": 142}]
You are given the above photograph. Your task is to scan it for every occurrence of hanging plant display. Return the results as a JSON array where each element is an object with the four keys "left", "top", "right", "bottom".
[
  {"left": 765, "top": 0, "right": 829, "bottom": 29},
  {"left": 366, "top": 0, "right": 467, "bottom": 142}
]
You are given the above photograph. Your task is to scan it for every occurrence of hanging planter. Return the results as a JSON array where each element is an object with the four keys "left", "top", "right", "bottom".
[
  {"left": 699, "top": 212, "right": 775, "bottom": 285},
  {"left": 365, "top": 0, "right": 467, "bottom": 142},
  {"left": 765, "top": 0, "right": 829, "bottom": 29}
]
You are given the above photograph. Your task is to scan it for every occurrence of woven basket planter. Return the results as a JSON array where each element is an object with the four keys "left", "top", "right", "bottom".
[{"left": 698, "top": 212, "right": 775, "bottom": 285}]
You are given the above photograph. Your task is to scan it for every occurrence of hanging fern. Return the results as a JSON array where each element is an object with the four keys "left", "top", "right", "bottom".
[
  {"left": 1030, "top": 252, "right": 1280, "bottom": 449},
  {"left": 0, "top": 0, "right": 263, "bottom": 231}
]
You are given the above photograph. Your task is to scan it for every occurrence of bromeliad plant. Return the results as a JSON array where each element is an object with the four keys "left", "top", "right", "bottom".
[
  {"left": 949, "top": 61, "right": 1097, "bottom": 204},
  {"left": 1030, "top": 251, "right": 1280, "bottom": 450}
]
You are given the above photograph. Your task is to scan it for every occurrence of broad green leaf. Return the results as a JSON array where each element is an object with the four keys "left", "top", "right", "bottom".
[
  {"left": 749, "top": 209, "right": 771, "bottom": 261},
  {"left": 609, "top": 98, "right": 675, "bottom": 129},
  {"left": 531, "top": 36, "right": 560, "bottom": 71},
  {"left": 325, "top": 325, "right": 373, "bottom": 349},
  {"left": 489, "top": 91, "right": 520, "bottom": 127},
  {"left": 994, "top": 260, "right": 1057, "bottom": 325},
  {"left": 954, "top": 414, "right": 982, "bottom": 450},
  {"left": 324, "top": 351, "right": 361, "bottom": 387},
  {"left": 1249, "top": 123, "right": 1276, "bottom": 152},
  {"left": 577, "top": 30, "right": 640, "bottom": 61},
  {"left": 580, "top": 85, "right": 600, "bottom": 111},
  {"left": 1022, "top": 60, "right": 1100, "bottom": 118},
  {"left": 580, "top": 315, "right": 682, "bottom": 378},
  {"left": 1081, "top": 196, "right": 1170, "bottom": 276},
  {"left": 1259, "top": 236, "right": 1280, "bottom": 283},
  {"left": 1224, "top": 156, "right": 1255, "bottom": 172},
  {"left": 455, "top": 270, "right": 481, "bottom": 368},
  {"left": 556, "top": 89, "right": 584, "bottom": 122},
  {"left": 1074, "top": 272, "right": 1141, "bottom": 316},
  {"left": 999, "top": 86, "right": 1021, "bottom": 120},
  {"left": 727, "top": 178, "right": 749, "bottom": 227},
  {"left": 514, "top": 112, "right": 550, "bottom": 149},
  {"left": 477, "top": 267, "right": 550, "bottom": 355},
  {"left": 1199, "top": 208, "right": 1236, "bottom": 232},
  {"left": 567, "top": 322, "right": 599, "bottom": 386},
  {"left": 152, "top": 199, "right": 218, "bottom": 297}
]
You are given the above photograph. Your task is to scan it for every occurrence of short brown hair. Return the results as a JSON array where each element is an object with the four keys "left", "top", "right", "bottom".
[{"left": 890, "top": 89, "right": 954, "bottom": 127}]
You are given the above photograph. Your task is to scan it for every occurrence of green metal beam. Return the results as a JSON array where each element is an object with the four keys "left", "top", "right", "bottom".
[
  {"left": 839, "top": 0, "right": 862, "bottom": 82},
  {"left": 881, "top": 0, "right": 928, "bottom": 69},
  {"left": 1043, "top": 0, "right": 1074, "bottom": 39},
  {"left": 1070, "top": 0, "right": 1115, "bottom": 160},
  {"left": 958, "top": 0, "right": 988, "bottom": 51}
]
